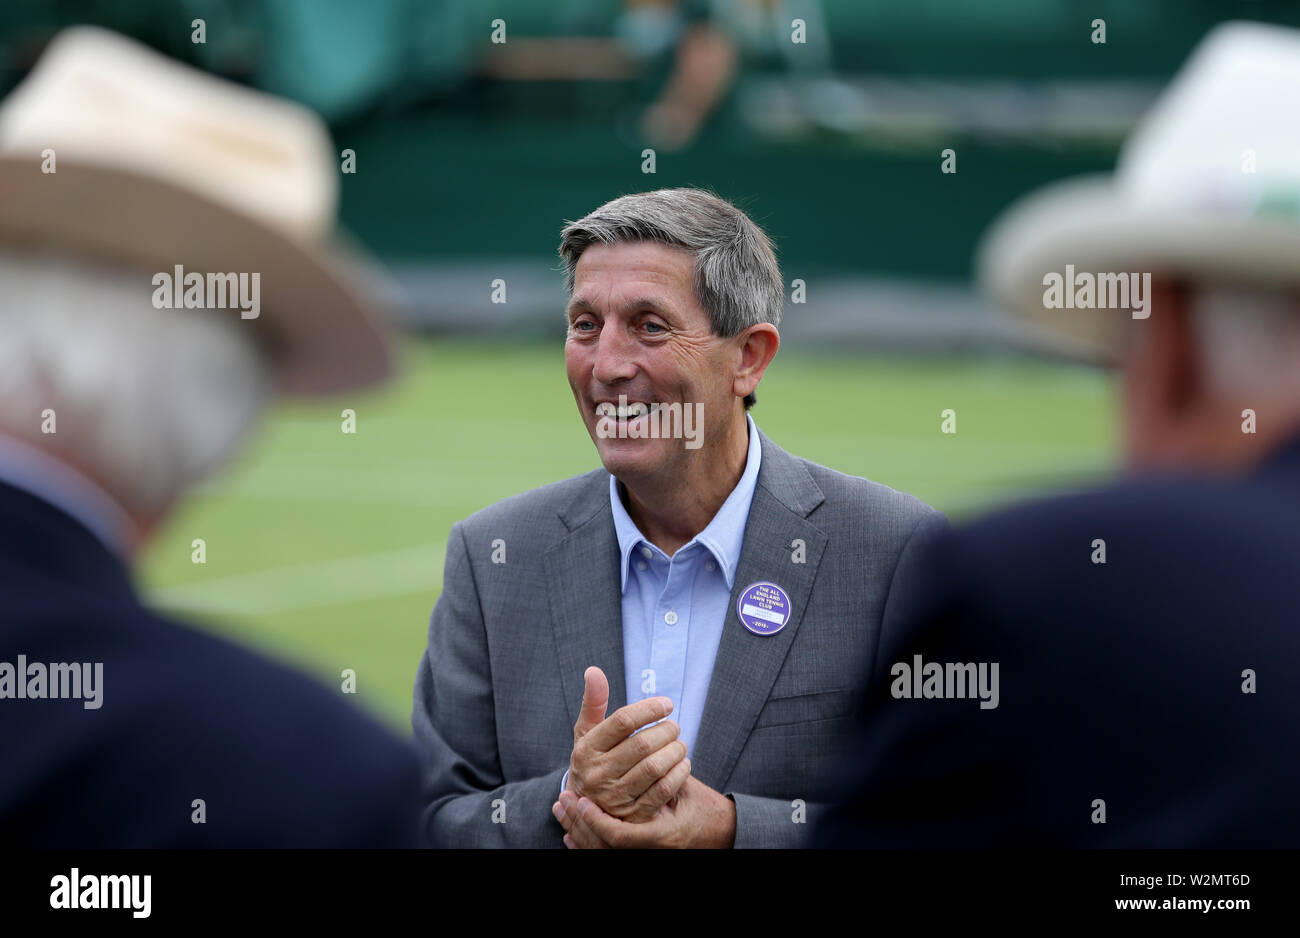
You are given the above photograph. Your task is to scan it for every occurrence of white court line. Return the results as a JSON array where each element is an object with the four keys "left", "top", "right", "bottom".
[
  {"left": 149, "top": 472, "right": 1107, "bottom": 619},
  {"left": 148, "top": 543, "right": 445, "bottom": 617}
]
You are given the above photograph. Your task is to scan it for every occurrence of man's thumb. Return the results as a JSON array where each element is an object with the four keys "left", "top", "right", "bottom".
[{"left": 575, "top": 666, "right": 609, "bottom": 737}]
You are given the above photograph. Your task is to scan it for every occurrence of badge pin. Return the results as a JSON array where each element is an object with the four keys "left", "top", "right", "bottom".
[{"left": 737, "top": 581, "right": 792, "bottom": 636}]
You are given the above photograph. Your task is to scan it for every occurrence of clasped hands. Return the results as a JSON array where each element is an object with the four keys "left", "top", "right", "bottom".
[{"left": 551, "top": 666, "right": 735, "bottom": 848}]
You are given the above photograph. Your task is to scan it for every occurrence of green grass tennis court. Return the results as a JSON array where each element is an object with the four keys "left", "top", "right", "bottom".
[{"left": 138, "top": 336, "right": 1118, "bottom": 730}]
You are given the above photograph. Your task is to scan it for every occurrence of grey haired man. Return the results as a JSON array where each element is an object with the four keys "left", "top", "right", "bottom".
[{"left": 412, "top": 188, "right": 944, "bottom": 848}]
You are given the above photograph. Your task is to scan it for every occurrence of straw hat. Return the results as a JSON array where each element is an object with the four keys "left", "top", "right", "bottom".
[
  {"left": 0, "top": 26, "right": 392, "bottom": 394},
  {"left": 978, "top": 21, "right": 1300, "bottom": 363}
]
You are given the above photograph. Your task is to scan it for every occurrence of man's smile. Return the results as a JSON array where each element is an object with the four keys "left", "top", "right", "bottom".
[{"left": 594, "top": 400, "right": 663, "bottom": 421}]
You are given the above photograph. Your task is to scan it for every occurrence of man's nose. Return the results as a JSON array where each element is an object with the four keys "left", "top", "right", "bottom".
[{"left": 592, "top": 324, "right": 638, "bottom": 386}]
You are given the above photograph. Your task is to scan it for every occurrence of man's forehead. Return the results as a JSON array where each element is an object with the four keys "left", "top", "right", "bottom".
[
  {"left": 574, "top": 240, "right": 694, "bottom": 282},
  {"left": 569, "top": 243, "right": 701, "bottom": 313}
]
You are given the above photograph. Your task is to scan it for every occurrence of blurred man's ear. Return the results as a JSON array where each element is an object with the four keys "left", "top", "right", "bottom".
[
  {"left": 1152, "top": 279, "right": 1202, "bottom": 417},
  {"left": 1124, "top": 280, "right": 1196, "bottom": 412},
  {"left": 1121, "top": 278, "right": 1200, "bottom": 469}
]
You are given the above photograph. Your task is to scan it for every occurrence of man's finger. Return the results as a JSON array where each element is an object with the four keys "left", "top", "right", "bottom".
[
  {"left": 621, "top": 755, "right": 691, "bottom": 823},
  {"left": 599, "top": 720, "right": 681, "bottom": 786},
  {"left": 612, "top": 735, "right": 686, "bottom": 805},
  {"left": 574, "top": 666, "right": 610, "bottom": 740},
  {"left": 562, "top": 792, "right": 608, "bottom": 848},
  {"left": 578, "top": 796, "right": 645, "bottom": 849},
  {"left": 582, "top": 696, "right": 674, "bottom": 753},
  {"left": 552, "top": 799, "right": 571, "bottom": 833}
]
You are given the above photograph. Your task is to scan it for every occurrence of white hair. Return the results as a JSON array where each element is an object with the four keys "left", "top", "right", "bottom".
[
  {"left": 0, "top": 250, "right": 272, "bottom": 517},
  {"left": 1189, "top": 284, "right": 1300, "bottom": 397}
]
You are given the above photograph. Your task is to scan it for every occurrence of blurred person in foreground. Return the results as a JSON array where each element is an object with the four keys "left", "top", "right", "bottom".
[
  {"left": 413, "top": 188, "right": 945, "bottom": 847},
  {"left": 817, "top": 21, "right": 1300, "bottom": 848},
  {"left": 0, "top": 28, "right": 420, "bottom": 846}
]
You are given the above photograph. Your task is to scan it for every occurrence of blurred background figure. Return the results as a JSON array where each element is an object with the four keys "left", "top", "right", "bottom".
[
  {"left": 2, "top": 2, "right": 1296, "bottom": 741},
  {"left": 0, "top": 27, "right": 420, "bottom": 846},
  {"left": 816, "top": 21, "right": 1300, "bottom": 848}
]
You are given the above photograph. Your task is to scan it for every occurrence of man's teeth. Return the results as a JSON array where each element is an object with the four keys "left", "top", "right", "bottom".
[{"left": 596, "top": 402, "right": 659, "bottom": 418}]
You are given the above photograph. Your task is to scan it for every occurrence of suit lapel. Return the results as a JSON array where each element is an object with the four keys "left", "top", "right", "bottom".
[
  {"left": 545, "top": 471, "right": 627, "bottom": 727},
  {"left": 690, "top": 431, "right": 828, "bottom": 792}
]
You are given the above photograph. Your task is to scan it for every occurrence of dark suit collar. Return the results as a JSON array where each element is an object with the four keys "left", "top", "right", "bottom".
[
  {"left": 555, "top": 469, "right": 610, "bottom": 532},
  {"left": 1256, "top": 428, "right": 1300, "bottom": 481},
  {"left": 0, "top": 479, "right": 136, "bottom": 603},
  {"left": 751, "top": 427, "right": 825, "bottom": 518}
]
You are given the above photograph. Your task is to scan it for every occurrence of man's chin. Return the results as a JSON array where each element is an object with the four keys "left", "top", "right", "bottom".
[{"left": 593, "top": 435, "right": 674, "bottom": 481}]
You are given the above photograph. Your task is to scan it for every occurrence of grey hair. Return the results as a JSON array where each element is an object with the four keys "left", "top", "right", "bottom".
[
  {"left": 0, "top": 250, "right": 273, "bottom": 523},
  {"left": 558, "top": 188, "right": 782, "bottom": 409}
]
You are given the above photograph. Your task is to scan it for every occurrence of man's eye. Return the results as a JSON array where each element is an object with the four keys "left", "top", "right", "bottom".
[
  {"left": 573, "top": 319, "right": 596, "bottom": 332},
  {"left": 643, "top": 321, "right": 665, "bottom": 334}
]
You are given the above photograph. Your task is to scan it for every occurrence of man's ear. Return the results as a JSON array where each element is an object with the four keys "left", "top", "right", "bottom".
[
  {"left": 1128, "top": 278, "right": 1196, "bottom": 420},
  {"left": 733, "top": 324, "right": 780, "bottom": 402},
  {"left": 1150, "top": 280, "right": 1203, "bottom": 418}
]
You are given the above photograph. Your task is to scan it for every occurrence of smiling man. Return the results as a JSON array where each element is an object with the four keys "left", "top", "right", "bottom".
[{"left": 411, "top": 188, "right": 945, "bottom": 847}]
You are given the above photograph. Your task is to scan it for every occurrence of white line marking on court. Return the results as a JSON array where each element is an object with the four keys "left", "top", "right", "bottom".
[{"left": 148, "top": 543, "right": 445, "bottom": 617}]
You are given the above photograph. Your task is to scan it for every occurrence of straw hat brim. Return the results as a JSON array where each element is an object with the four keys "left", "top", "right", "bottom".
[
  {"left": 0, "top": 154, "right": 392, "bottom": 396},
  {"left": 977, "top": 174, "right": 1300, "bottom": 364}
]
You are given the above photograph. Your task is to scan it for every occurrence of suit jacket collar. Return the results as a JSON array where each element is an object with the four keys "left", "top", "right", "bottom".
[
  {"left": 0, "top": 434, "right": 133, "bottom": 557},
  {"left": 546, "top": 426, "right": 828, "bottom": 789},
  {"left": 1256, "top": 428, "right": 1300, "bottom": 482},
  {"left": 0, "top": 479, "right": 136, "bottom": 604}
]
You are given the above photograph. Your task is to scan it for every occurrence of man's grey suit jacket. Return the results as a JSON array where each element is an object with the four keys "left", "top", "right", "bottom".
[{"left": 412, "top": 428, "right": 944, "bottom": 847}]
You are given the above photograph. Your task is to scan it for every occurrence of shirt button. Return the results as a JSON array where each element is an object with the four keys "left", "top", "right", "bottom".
[
  {"left": 636, "top": 561, "right": 647, "bottom": 571},
  {"left": 664, "top": 610, "right": 679, "bottom": 625},
  {"left": 640, "top": 546, "right": 653, "bottom": 559},
  {"left": 706, "top": 560, "right": 716, "bottom": 572}
]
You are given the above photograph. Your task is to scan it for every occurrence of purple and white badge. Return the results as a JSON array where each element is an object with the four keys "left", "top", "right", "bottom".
[{"left": 736, "top": 581, "right": 792, "bottom": 636}]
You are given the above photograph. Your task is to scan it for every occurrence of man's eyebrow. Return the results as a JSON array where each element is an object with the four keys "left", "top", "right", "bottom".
[
  {"left": 627, "top": 297, "right": 675, "bottom": 318},
  {"left": 566, "top": 296, "right": 676, "bottom": 317}
]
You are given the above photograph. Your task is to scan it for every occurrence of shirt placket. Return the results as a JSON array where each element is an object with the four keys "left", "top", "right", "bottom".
[{"left": 647, "top": 547, "right": 692, "bottom": 721}]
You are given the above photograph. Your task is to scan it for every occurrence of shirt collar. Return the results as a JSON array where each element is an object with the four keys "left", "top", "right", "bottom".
[
  {"left": 609, "top": 413, "right": 762, "bottom": 592},
  {"left": 0, "top": 433, "right": 134, "bottom": 558}
]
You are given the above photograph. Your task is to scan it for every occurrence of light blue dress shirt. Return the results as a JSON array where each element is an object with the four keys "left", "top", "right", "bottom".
[
  {"left": 558, "top": 415, "right": 761, "bottom": 793},
  {"left": 609, "top": 414, "right": 762, "bottom": 758}
]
